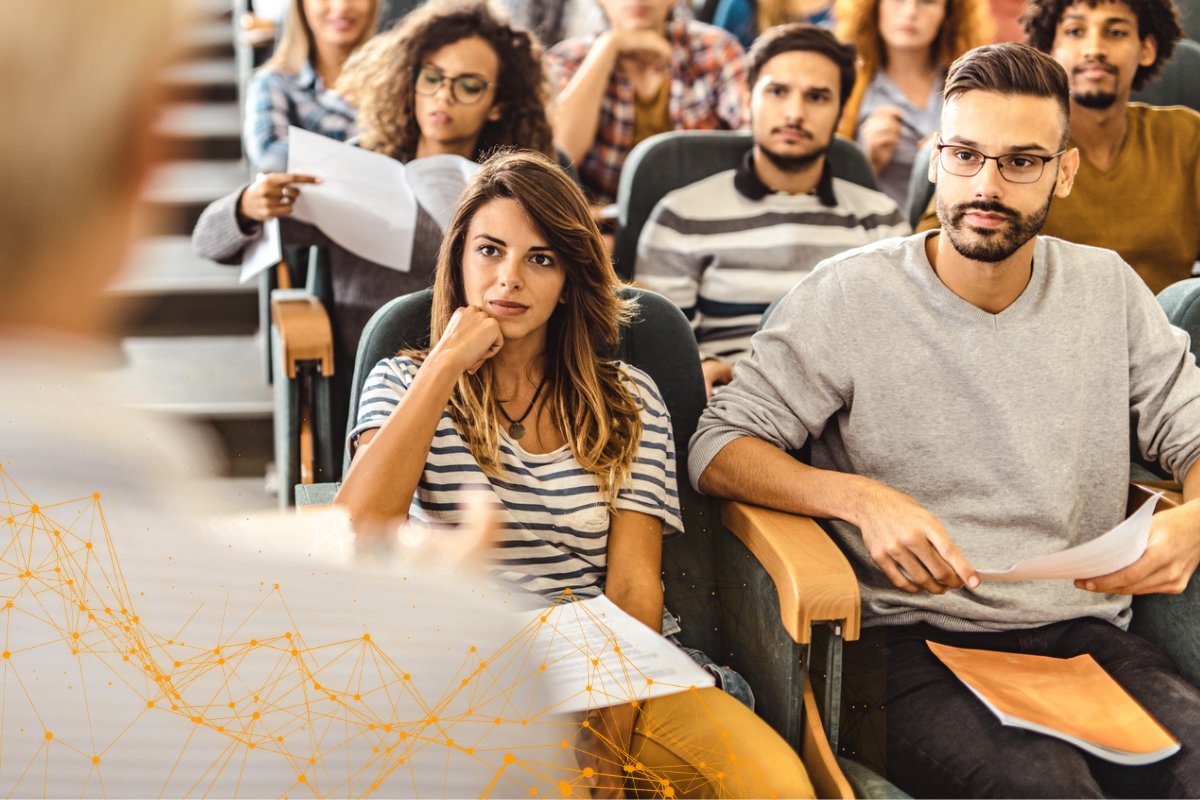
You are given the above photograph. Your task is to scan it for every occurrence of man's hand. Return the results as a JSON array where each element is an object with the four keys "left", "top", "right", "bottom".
[
  {"left": 608, "top": 29, "right": 673, "bottom": 65},
  {"left": 1077, "top": 502, "right": 1200, "bottom": 594},
  {"left": 701, "top": 358, "right": 733, "bottom": 399},
  {"left": 857, "top": 484, "right": 979, "bottom": 594}
]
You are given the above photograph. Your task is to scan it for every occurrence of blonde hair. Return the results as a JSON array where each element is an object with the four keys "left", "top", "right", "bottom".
[
  {"left": 423, "top": 151, "right": 640, "bottom": 507},
  {"left": 835, "top": 0, "right": 993, "bottom": 135},
  {"left": 0, "top": 0, "right": 179, "bottom": 284},
  {"left": 265, "top": 0, "right": 380, "bottom": 75}
]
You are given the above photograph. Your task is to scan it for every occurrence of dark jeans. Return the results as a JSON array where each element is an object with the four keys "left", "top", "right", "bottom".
[{"left": 884, "top": 618, "right": 1200, "bottom": 798}]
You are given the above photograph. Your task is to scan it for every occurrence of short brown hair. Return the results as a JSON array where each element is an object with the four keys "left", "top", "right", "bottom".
[
  {"left": 747, "top": 24, "right": 857, "bottom": 111},
  {"left": 1023, "top": 0, "right": 1182, "bottom": 91},
  {"left": 944, "top": 43, "right": 1071, "bottom": 143}
]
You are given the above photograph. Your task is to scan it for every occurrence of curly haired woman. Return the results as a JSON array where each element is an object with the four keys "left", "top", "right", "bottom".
[
  {"left": 193, "top": 0, "right": 555, "bottom": 442},
  {"left": 835, "top": 0, "right": 992, "bottom": 205}
]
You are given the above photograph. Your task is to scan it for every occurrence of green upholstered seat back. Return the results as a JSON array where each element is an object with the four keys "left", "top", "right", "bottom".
[{"left": 613, "top": 130, "right": 880, "bottom": 279}]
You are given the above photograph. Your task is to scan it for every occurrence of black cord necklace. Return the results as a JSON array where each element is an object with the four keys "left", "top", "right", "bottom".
[{"left": 497, "top": 375, "right": 547, "bottom": 440}]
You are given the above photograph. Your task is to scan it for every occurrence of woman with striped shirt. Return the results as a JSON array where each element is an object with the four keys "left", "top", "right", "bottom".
[{"left": 335, "top": 151, "right": 812, "bottom": 798}]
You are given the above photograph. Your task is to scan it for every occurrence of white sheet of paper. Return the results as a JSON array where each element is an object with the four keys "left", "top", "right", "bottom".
[
  {"left": 404, "top": 154, "right": 481, "bottom": 232},
  {"left": 238, "top": 217, "right": 282, "bottom": 283},
  {"left": 978, "top": 492, "right": 1161, "bottom": 581},
  {"left": 286, "top": 126, "right": 416, "bottom": 271},
  {"left": 528, "top": 594, "right": 715, "bottom": 714}
]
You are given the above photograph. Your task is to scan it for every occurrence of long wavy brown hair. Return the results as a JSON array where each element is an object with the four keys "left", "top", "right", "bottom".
[
  {"left": 834, "top": 0, "right": 993, "bottom": 134},
  {"left": 265, "top": 0, "right": 380, "bottom": 75},
  {"left": 336, "top": 0, "right": 554, "bottom": 163},
  {"left": 423, "top": 151, "right": 641, "bottom": 507}
]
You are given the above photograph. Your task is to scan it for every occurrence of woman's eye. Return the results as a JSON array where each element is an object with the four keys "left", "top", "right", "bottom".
[
  {"left": 530, "top": 253, "right": 555, "bottom": 266},
  {"left": 478, "top": 244, "right": 500, "bottom": 257}
]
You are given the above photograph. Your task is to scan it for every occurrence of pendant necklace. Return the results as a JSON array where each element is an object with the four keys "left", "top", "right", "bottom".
[{"left": 497, "top": 375, "right": 547, "bottom": 440}]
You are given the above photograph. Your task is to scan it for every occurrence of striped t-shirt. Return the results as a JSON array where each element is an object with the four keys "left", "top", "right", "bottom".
[
  {"left": 350, "top": 357, "right": 684, "bottom": 599},
  {"left": 635, "top": 151, "right": 909, "bottom": 363}
]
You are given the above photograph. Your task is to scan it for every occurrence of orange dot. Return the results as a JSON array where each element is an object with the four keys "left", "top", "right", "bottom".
[
  {"left": 503, "top": 753, "right": 516, "bottom": 765},
  {"left": 252, "top": 712, "right": 261, "bottom": 720},
  {"left": 85, "top": 543, "right": 93, "bottom": 550},
  {"left": 403, "top": 673, "right": 410, "bottom": 681},
  {"left": 290, "top": 649, "right": 299, "bottom": 657},
  {"left": 92, "top": 492, "right": 101, "bottom": 500},
  {"left": 362, "top": 633, "right": 370, "bottom": 642},
  {"left": 44, "top": 731, "right": 52, "bottom": 740},
  {"left": 558, "top": 781, "right": 573, "bottom": 796},
  {"left": 446, "top": 739, "right": 455, "bottom": 748},
  {"left": 461, "top": 679, "right": 468, "bottom": 686},
  {"left": 147, "top": 701, "right": 154, "bottom": 708},
  {"left": 228, "top": 702, "right": 235, "bottom": 709},
  {"left": 2, "top": 651, "right": 9, "bottom": 660},
  {"left": 30, "top": 505, "right": 38, "bottom": 514},
  {"left": 192, "top": 717, "right": 202, "bottom": 724},
  {"left": 539, "top": 664, "right": 547, "bottom": 671},
  {"left": 297, "top": 774, "right": 306, "bottom": 783},
  {"left": 92, "top": 756, "right": 100, "bottom": 765},
  {"left": 313, "top": 683, "right": 321, "bottom": 691},
  {"left": 308, "top": 757, "right": 315, "bottom": 765},
  {"left": 248, "top": 743, "right": 256, "bottom": 749},
  {"left": 249, "top": 639, "right": 257, "bottom": 646},
  {"left": 530, "top": 790, "right": 539, "bottom": 797},
  {"left": 173, "top": 661, "right": 181, "bottom": 668},
  {"left": 353, "top": 694, "right": 361, "bottom": 701},
  {"left": 495, "top": 718, "right": 502, "bottom": 725},
  {"left": 582, "top": 768, "right": 594, "bottom": 779},
  {"left": 4, "top": 601, "right": 11, "bottom": 609}
]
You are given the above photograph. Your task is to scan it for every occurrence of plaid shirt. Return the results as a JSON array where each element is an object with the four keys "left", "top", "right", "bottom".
[
  {"left": 243, "top": 61, "right": 358, "bottom": 173},
  {"left": 548, "top": 20, "right": 748, "bottom": 204}
]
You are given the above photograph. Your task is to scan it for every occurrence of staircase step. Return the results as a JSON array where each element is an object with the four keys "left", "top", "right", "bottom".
[
  {"left": 114, "top": 235, "right": 247, "bottom": 296},
  {"left": 157, "top": 102, "right": 243, "bottom": 160},
  {"left": 105, "top": 335, "right": 274, "bottom": 477},
  {"left": 110, "top": 236, "right": 257, "bottom": 337},
  {"left": 143, "top": 159, "right": 248, "bottom": 234},
  {"left": 160, "top": 58, "right": 239, "bottom": 103},
  {"left": 179, "top": 20, "right": 237, "bottom": 60},
  {"left": 114, "top": 335, "right": 272, "bottom": 417}
]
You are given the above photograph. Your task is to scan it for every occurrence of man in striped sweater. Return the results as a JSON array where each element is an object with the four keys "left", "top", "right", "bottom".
[{"left": 634, "top": 23, "right": 909, "bottom": 396}]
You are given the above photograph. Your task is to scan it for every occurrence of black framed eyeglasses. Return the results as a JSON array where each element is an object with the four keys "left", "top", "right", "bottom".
[
  {"left": 414, "top": 66, "right": 492, "bottom": 105},
  {"left": 935, "top": 139, "right": 1068, "bottom": 184}
]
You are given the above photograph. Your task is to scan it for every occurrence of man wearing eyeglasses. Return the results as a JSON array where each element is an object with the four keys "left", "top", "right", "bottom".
[{"left": 690, "top": 42, "right": 1200, "bottom": 797}]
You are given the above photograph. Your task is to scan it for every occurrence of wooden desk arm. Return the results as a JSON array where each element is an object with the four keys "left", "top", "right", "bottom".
[
  {"left": 1131, "top": 480, "right": 1183, "bottom": 512},
  {"left": 271, "top": 290, "right": 334, "bottom": 380},
  {"left": 720, "top": 500, "right": 861, "bottom": 645}
]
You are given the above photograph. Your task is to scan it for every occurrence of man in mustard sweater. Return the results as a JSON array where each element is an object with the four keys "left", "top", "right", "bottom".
[{"left": 1025, "top": 0, "right": 1200, "bottom": 293}]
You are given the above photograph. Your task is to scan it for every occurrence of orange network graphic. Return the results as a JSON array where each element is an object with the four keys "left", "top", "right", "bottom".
[{"left": 0, "top": 466, "right": 767, "bottom": 798}]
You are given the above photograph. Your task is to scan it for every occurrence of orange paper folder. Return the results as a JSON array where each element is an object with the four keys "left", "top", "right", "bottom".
[{"left": 928, "top": 641, "right": 1180, "bottom": 765}]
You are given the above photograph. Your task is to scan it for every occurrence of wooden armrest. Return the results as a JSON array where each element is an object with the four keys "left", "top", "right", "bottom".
[
  {"left": 1131, "top": 480, "right": 1183, "bottom": 514},
  {"left": 271, "top": 290, "right": 333, "bottom": 380},
  {"left": 721, "top": 500, "right": 860, "bottom": 645}
]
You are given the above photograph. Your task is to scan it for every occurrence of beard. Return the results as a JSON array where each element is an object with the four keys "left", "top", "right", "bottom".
[
  {"left": 756, "top": 130, "right": 832, "bottom": 173},
  {"left": 1073, "top": 89, "right": 1118, "bottom": 109},
  {"left": 937, "top": 189, "right": 1054, "bottom": 263}
]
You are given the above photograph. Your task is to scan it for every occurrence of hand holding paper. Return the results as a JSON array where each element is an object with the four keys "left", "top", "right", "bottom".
[{"left": 977, "top": 492, "right": 1161, "bottom": 582}]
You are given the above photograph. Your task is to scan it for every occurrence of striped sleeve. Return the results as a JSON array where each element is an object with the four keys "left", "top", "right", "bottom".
[
  {"left": 346, "top": 356, "right": 416, "bottom": 456},
  {"left": 616, "top": 366, "right": 684, "bottom": 537}
]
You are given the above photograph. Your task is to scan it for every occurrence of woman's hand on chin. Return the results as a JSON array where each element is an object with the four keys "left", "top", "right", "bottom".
[{"left": 430, "top": 306, "right": 505, "bottom": 375}]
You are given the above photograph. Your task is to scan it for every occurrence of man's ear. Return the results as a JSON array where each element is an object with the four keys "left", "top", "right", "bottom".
[
  {"left": 1054, "top": 146, "right": 1080, "bottom": 198},
  {"left": 1139, "top": 34, "right": 1158, "bottom": 67},
  {"left": 927, "top": 132, "right": 940, "bottom": 184}
]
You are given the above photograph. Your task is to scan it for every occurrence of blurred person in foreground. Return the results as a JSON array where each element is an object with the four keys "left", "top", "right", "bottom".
[{"left": 0, "top": 3, "right": 568, "bottom": 795}]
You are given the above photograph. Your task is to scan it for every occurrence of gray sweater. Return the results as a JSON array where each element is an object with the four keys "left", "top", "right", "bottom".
[{"left": 690, "top": 232, "right": 1200, "bottom": 632}]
